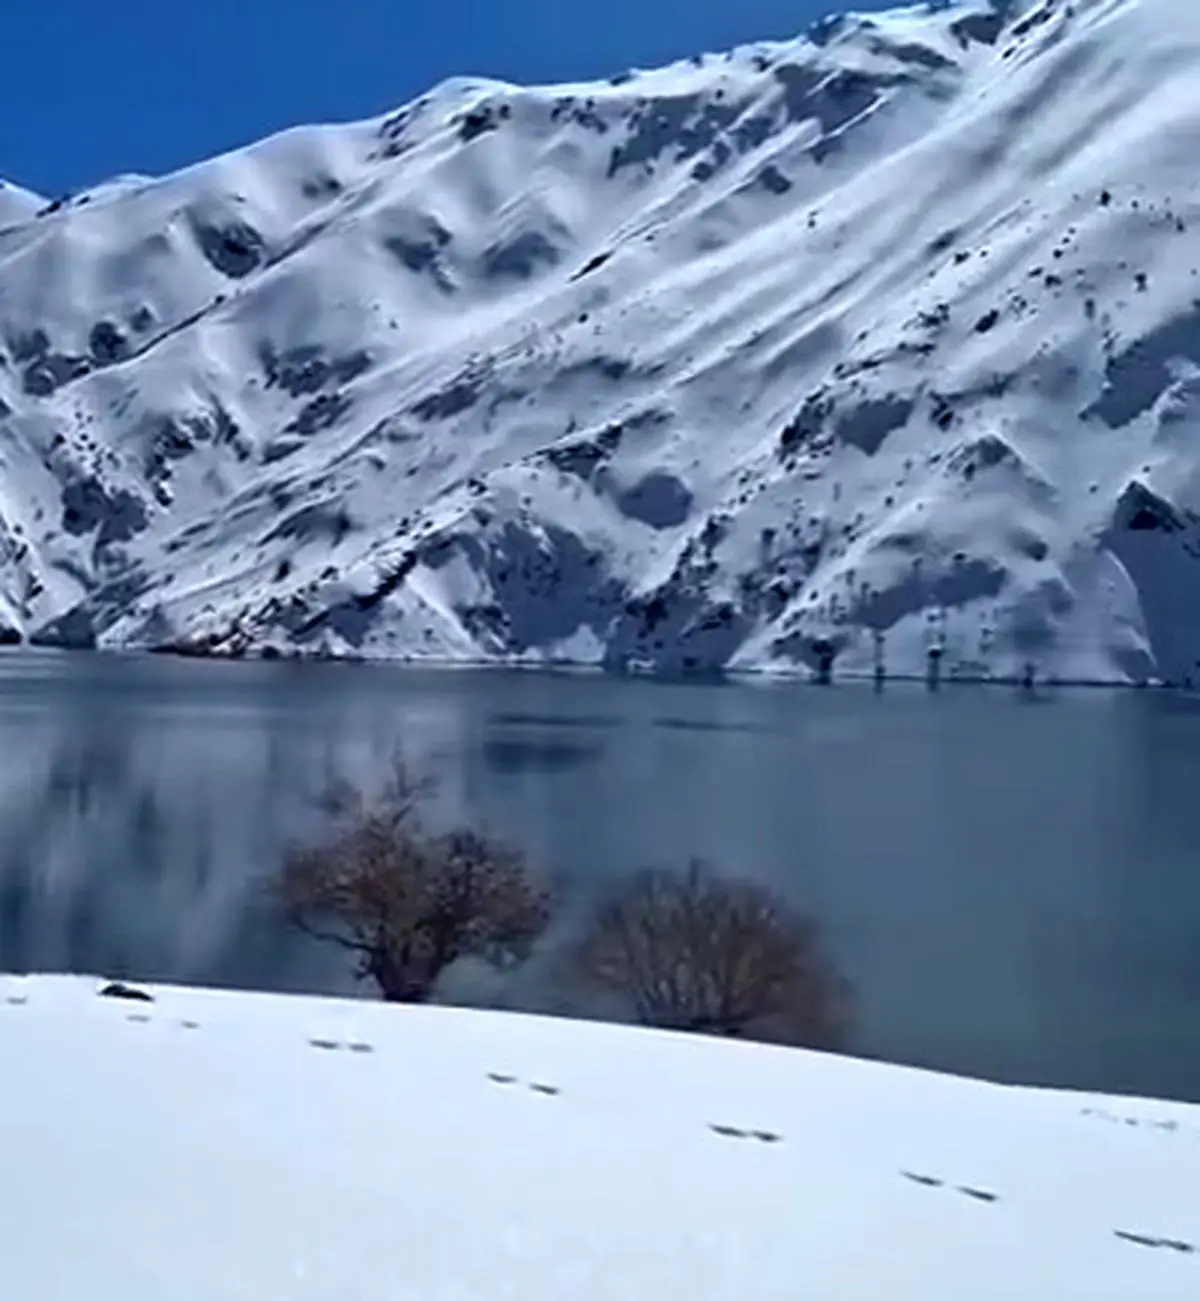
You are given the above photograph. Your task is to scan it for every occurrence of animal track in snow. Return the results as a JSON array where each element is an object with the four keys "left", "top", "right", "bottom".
[
  {"left": 1080, "top": 1106, "right": 1189, "bottom": 1136},
  {"left": 1114, "top": 1230, "right": 1195, "bottom": 1255},
  {"left": 901, "top": 1173, "right": 1000, "bottom": 1203},
  {"left": 709, "top": 1124, "right": 782, "bottom": 1143},
  {"left": 306, "top": 1037, "right": 375, "bottom": 1053},
  {"left": 901, "top": 1168, "right": 1198, "bottom": 1258},
  {"left": 901, "top": 1171, "right": 944, "bottom": 1187},
  {"left": 486, "top": 1073, "right": 561, "bottom": 1095}
]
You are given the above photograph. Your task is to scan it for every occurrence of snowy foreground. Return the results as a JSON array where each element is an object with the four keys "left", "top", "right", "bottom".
[
  {"left": 1, "top": 975, "right": 1196, "bottom": 1299},
  {"left": 6, "top": 0, "right": 1200, "bottom": 682}
]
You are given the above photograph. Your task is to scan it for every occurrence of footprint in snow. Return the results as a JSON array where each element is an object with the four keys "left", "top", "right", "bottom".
[
  {"left": 126, "top": 1014, "right": 152, "bottom": 1024},
  {"left": 180, "top": 1021, "right": 200, "bottom": 1031},
  {"left": 901, "top": 1173, "right": 998, "bottom": 1202},
  {"left": 308, "top": 1038, "right": 341, "bottom": 1051},
  {"left": 1083, "top": 1107, "right": 1185, "bottom": 1135},
  {"left": 5, "top": 996, "right": 28, "bottom": 1006},
  {"left": 484, "top": 1075, "right": 559, "bottom": 1094},
  {"left": 1114, "top": 1230, "right": 1195, "bottom": 1255},
  {"left": 709, "top": 1124, "right": 782, "bottom": 1142}
]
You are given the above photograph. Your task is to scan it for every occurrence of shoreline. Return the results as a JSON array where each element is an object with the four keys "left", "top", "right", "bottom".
[{"left": 2, "top": 639, "right": 1180, "bottom": 693}]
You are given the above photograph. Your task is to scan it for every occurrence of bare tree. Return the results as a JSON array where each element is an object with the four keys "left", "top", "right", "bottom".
[
  {"left": 569, "top": 859, "right": 850, "bottom": 1048},
  {"left": 275, "top": 761, "right": 551, "bottom": 1002}
]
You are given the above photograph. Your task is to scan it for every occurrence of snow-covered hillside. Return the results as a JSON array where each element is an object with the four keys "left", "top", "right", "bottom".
[
  {"left": 2, "top": 974, "right": 1197, "bottom": 1299},
  {"left": 6, "top": 0, "right": 1200, "bottom": 682}
]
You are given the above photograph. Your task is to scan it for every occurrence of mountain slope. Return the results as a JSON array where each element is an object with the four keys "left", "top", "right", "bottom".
[
  {"left": 3, "top": 974, "right": 1198, "bottom": 1300},
  {"left": 3, "top": 0, "right": 1200, "bottom": 682}
]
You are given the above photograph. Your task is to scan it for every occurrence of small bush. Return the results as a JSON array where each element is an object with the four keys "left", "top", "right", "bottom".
[
  {"left": 569, "top": 859, "right": 851, "bottom": 1048},
  {"left": 275, "top": 761, "right": 551, "bottom": 1002}
]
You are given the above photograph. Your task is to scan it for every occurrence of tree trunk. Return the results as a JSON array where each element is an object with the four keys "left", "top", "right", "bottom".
[
  {"left": 379, "top": 983, "right": 428, "bottom": 1003},
  {"left": 369, "top": 952, "right": 433, "bottom": 1003}
]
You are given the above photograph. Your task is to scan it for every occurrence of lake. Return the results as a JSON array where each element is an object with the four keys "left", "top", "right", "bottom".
[{"left": 0, "top": 649, "right": 1197, "bottom": 1102}]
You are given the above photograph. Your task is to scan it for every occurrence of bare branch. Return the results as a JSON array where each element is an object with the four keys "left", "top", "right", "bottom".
[
  {"left": 273, "top": 765, "right": 551, "bottom": 1003},
  {"left": 287, "top": 913, "right": 374, "bottom": 956},
  {"left": 569, "top": 860, "right": 851, "bottom": 1049}
]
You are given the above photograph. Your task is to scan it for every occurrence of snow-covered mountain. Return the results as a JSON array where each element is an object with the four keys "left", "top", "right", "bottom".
[{"left": 4, "top": 0, "right": 1200, "bottom": 683}]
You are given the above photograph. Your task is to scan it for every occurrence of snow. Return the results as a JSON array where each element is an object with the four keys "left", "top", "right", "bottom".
[
  {"left": 4, "top": 0, "right": 1200, "bottom": 682},
  {"left": 1, "top": 972, "right": 1196, "bottom": 1299},
  {"left": 0, "top": 180, "right": 45, "bottom": 226}
]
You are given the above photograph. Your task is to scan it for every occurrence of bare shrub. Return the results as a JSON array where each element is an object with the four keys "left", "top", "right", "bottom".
[
  {"left": 275, "top": 761, "right": 551, "bottom": 1003},
  {"left": 569, "top": 859, "right": 851, "bottom": 1048}
]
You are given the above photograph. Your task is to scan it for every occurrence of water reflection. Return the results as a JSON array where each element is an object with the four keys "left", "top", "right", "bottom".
[
  {"left": 481, "top": 737, "right": 601, "bottom": 775},
  {"left": 0, "top": 650, "right": 1196, "bottom": 1101}
]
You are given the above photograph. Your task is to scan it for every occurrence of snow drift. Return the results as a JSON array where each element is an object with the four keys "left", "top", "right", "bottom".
[{"left": 3, "top": 0, "right": 1200, "bottom": 682}]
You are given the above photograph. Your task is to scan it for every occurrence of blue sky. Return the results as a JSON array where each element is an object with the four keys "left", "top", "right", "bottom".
[{"left": 0, "top": 0, "right": 889, "bottom": 195}]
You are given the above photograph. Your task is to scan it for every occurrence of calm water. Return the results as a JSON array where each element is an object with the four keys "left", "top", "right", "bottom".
[{"left": 1, "top": 649, "right": 1198, "bottom": 1101}]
